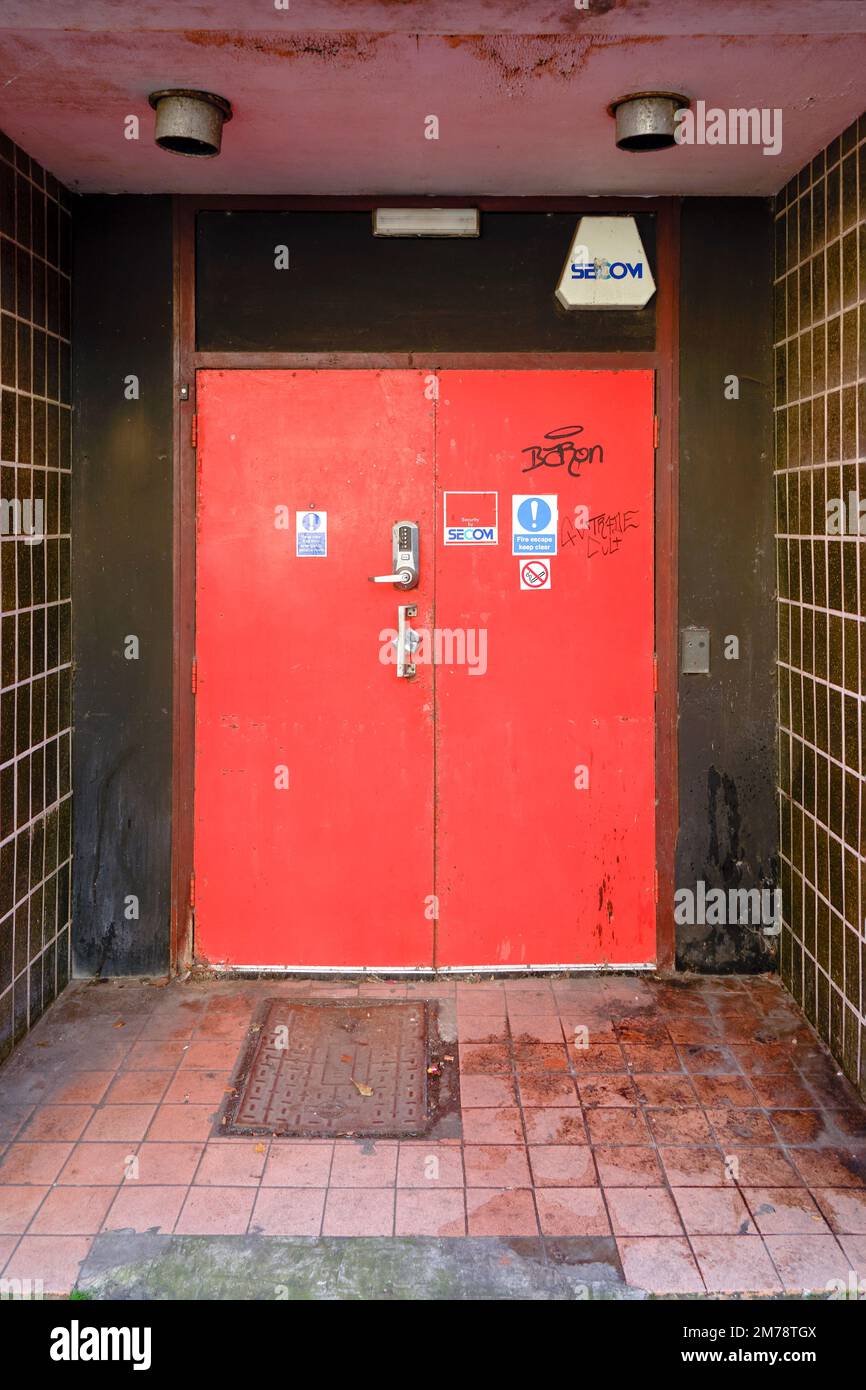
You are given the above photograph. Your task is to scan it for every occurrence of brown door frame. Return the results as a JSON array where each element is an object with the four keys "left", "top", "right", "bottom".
[{"left": 171, "top": 196, "right": 680, "bottom": 973}]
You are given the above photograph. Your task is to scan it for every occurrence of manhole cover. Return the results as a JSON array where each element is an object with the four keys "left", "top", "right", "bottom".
[{"left": 218, "top": 999, "right": 459, "bottom": 1139}]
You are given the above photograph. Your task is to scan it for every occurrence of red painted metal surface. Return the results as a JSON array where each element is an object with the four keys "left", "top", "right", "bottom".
[
  {"left": 435, "top": 371, "right": 656, "bottom": 966},
  {"left": 195, "top": 368, "right": 655, "bottom": 967},
  {"left": 195, "top": 370, "right": 435, "bottom": 967}
]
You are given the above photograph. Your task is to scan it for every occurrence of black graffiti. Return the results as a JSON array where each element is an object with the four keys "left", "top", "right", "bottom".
[
  {"left": 521, "top": 425, "right": 604, "bottom": 479},
  {"left": 561, "top": 508, "right": 639, "bottom": 558}
]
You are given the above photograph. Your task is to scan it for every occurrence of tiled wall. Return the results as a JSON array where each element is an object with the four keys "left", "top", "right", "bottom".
[
  {"left": 775, "top": 114, "right": 865, "bottom": 1097},
  {"left": 0, "top": 132, "right": 72, "bottom": 1062}
]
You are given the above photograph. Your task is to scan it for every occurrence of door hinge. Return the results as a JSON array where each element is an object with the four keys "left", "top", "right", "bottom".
[
  {"left": 191, "top": 413, "right": 198, "bottom": 449},
  {"left": 189, "top": 873, "right": 196, "bottom": 909},
  {"left": 653, "top": 415, "right": 660, "bottom": 448},
  {"left": 191, "top": 658, "right": 197, "bottom": 694},
  {"left": 653, "top": 653, "right": 658, "bottom": 691}
]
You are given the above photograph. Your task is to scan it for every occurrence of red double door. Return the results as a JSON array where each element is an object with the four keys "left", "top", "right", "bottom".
[{"left": 194, "top": 369, "right": 656, "bottom": 969}]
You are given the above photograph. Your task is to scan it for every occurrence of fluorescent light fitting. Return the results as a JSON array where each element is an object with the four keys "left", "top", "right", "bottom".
[{"left": 373, "top": 208, "right": 479, "bottom": 238}]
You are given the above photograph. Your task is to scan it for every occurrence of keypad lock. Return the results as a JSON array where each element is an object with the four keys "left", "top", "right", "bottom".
[{"left": 368, "top": 520, "right": 420, "bottom": 591}]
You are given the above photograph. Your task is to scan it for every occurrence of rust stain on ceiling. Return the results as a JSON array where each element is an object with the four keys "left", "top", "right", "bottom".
[{"left": 179, "top": 30, "right": 383, "bottom": 62}]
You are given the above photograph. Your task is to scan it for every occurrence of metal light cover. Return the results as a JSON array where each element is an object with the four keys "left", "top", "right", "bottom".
[
  {"left": 373, "top": 208, "right": 480, "bottom": 237},
  {"left": 607, "top": 92, "right": 690, "bottom": 152},
  {"left": 148, "top": 89, "right": 233, "bottom": 157}
]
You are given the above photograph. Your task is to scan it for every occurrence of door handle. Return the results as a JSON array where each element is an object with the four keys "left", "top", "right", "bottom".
[
  {"left": 396, "top": 603, "right": 419, "bottom": 679},
  {"left": 368, "top": 521, "right": 419, "bottom": 591},
  {"left": 369, "top": 569, "right": 414, "bottom": 586}
]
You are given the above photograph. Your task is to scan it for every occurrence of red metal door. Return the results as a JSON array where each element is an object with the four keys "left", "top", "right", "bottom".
[
  {"left": 194, "top": 370, "right": 435, "bottom": 967},
  {"left": 194, "top": 368, "right": 655, "bottom": 969},
  {"left": 434, "top": 371, "right": 656, "bottom": 967}
]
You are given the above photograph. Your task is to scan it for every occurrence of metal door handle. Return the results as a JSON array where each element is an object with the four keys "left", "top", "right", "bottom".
[
  {"left": 396, "top": 604, "right": 418, "bottom": 679},
  {"left": 368, "top": 521, "right": 419, "bottom": 591},
  {"left": 369, "top": 570, "right": 414, "bottom": 586}
]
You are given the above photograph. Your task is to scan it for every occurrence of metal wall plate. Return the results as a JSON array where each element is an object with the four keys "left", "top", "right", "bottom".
[{"left": 681, "top": 626, "right": 710, "bottom": 674}]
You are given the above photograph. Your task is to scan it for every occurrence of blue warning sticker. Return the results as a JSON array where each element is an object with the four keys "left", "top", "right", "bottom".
[
  {"left": 296, "top": 510, "right": 328, "bottom": 557},
  {"left": 512, "top": 494, "right": 557, "bottom": 555}
]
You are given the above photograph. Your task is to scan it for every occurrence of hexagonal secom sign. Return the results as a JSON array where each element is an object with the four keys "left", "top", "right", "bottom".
[{"left": 556, "top": 216, "right": 656, "bottom": 310}]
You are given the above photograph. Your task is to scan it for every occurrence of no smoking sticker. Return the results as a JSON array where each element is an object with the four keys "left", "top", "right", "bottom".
[{"left": 520, "top": 558, "right": 551, "bottom": 590}]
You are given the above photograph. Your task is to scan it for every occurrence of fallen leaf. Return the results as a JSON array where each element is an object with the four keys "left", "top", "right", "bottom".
[
  {"left": 254, "top": 1142, "right": 266, "bottom": 1154},
  {"left": 340, "top": 1054, "right": 352, "bottom": 1063},
  {"left": 351, "top": 1078, "right": 374, "bottom": 1097},
  {"left": 113, "top": 1020, "right": 125, "bottom": 1028}
]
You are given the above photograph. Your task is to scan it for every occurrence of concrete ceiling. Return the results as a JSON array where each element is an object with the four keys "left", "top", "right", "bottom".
[{"left": 0, "top": 1, "right": 863, "bottom": 196}]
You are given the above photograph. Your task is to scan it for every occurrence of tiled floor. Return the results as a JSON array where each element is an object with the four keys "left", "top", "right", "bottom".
[{"left": 1, "top": 973, "right": 865, "bottom": 1296}]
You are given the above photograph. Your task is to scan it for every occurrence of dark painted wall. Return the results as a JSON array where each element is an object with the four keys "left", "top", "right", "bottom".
[
  {"left": 676, "top": 198, "right": 778, "bottom": 971},
  {"left": 197, "top": 210, "right": 656, "bottom": 352},
  {"left": 72, "top": 196, "right": 173, "bottom": 976}
]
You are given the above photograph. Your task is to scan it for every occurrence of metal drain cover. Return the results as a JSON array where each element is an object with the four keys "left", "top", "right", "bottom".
[{"left": 219, "top": 998, "right": 458, "bottom": 1139}]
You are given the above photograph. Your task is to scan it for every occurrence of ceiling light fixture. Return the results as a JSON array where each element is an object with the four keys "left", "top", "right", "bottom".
[
  {"left": 148, "top": 89, "right": 233, "bottom": 157},
  {"left": 607, "top": 92, "right": 690, "bottom": 152},
  {"left": 373, "top": 208, "right": 480, "bottom": 238}
]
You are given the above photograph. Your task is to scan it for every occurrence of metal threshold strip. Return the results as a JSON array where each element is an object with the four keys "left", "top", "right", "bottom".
[{"left": 206, "top": 962, "right": 657, "bottom": 975}]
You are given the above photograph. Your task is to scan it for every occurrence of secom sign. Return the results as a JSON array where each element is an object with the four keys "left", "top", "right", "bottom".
[{"left": 556, "top": 216, "right": 656, "bottom": 310}]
